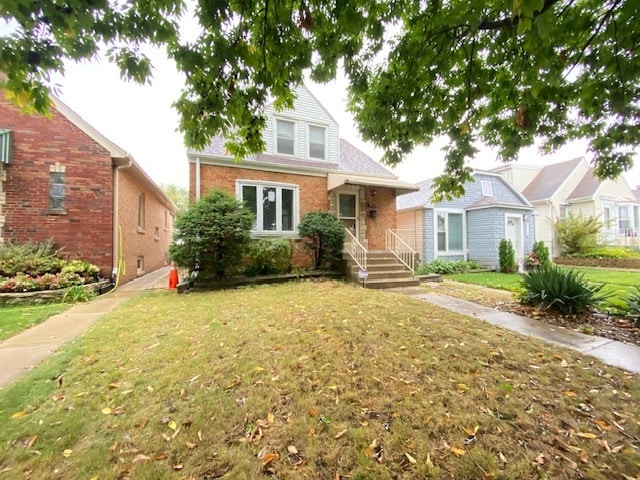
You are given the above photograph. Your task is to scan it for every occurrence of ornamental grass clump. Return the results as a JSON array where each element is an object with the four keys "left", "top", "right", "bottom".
[{"left": 519, "top": 266, "right": 611, "bottom": 315}]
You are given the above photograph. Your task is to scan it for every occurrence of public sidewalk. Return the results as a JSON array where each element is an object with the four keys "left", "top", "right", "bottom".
[
  {"left": 386, "top": 287, "right": 640, "bottom": 373},
  {"left": 0, "top": 267, "right": 170, "bottom": 389}
]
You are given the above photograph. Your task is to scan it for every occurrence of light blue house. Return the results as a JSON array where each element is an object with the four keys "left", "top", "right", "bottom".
[{"left": 396, "top": 171, "right": 536, "bottom": 270}]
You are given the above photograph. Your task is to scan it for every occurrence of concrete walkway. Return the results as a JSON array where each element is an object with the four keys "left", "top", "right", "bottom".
[
  {"left": 386, "top": 287, "right": 640, "bottom": 373},
  {"left": 0, "top": 267, "right": 170, "bottom": 389}
]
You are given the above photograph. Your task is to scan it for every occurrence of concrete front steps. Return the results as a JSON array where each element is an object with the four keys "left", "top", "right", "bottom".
[{"left": 345, "top": 250, "right": 419, "bottom": 289}]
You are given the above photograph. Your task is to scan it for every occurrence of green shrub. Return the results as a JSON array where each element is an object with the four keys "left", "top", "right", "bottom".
[
  {"left": 532, "top": 241, "right": 552, "bottom": 267},
  {"left": 574, "top": 246, "right": 640, "bottom": 259},
  {"left": 60, "top": 259, "right": 101, "bottom": 280},
  {"left": 416, "top": 259, "right": 481, "bottom": 275},
  {"left": 499, "top": 239, "right": 517, "bottom": 273},
  {"left": 169, "top": 190, "right": 255, "bottom": 279},
  {"left": 518, "top": 266, "right": 611, "bottom": 315},
  {"left": 555, "top": 213, "right": 603, "bottom": 255},
  {"left": 0, "top": 240, "right": 63, "bottom": 276},
  {"left": 62, "top": 285, "right": 97, "bottom": 303},
  {"left": 244, "top": 238, "right": 292, "bottom": 276},
  {"left": 298, "top": 212, "right": 345, "bottom": 270}
]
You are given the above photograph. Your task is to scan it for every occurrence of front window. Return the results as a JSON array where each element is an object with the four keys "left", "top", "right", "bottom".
[
  {"left": 276, "top": 119, "right": 295, "bottom": 155},
  {"left": 619, "top": 205, "right": 630, "bottom": 231},
  {"left": 436, "top": 211, "right": 464, "bottom": 253},
  {"left": 239, "top": 182, "right": 298, "bottom": 234},
  {"left": 308, "top": 125, "right": 326, "bottom": 160}
]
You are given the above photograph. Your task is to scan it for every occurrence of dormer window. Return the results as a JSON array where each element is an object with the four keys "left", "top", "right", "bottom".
[
  {"left": 276, "top": 119, "right": 295, "bottom": 155},
  {"left": 308, "top": 125, "right": 326, "bottom": 160},
  {"left": 481, "top": 180, "right": 493, "bottom": 196}
]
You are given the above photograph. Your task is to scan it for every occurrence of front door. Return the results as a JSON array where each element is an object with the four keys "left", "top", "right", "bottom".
[
  {"left": 338, "top": 193, "right": 358, "bottom": 238},
  {"left": 505, "top": 215, "right": 523, "bottom": 270}
]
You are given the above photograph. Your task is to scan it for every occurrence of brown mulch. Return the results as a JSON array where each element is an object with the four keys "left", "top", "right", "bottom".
[{"left": 423, "top": 280, "right": 640, "bottom": 347}]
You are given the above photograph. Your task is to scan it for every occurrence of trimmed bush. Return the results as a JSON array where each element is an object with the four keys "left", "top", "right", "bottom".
[
  {"left": 298, "top": 212, "right": 345, "bottom": 270},
  {"left": 61, "top": 259, "right": 100, "bottom": 281},
  {"left": 169, "top": 190, "right": 254, "bottom": 279},
  {"left": 499, "top": 239, "right": 517, "bottom": 273},
  {"left": 519, "top": 266, "right": 611, "bottom": 315},
  {"left": 416, "top": 259, "right": 481, "bottom": 275},
  {"left": 532, "top": 240, "right": 552, "bottom": 267},
  {"left": 555, "top": 213, "right": 602, "bottom": 255},
  {"left": 244, "top": 238, "right": 292, "bottom": 276},
  {"left": 0, "top": 240, "right": 63, "bottom": 276},
  {"left": 574, "top": 246, "right": 640, "bottom": 259}
]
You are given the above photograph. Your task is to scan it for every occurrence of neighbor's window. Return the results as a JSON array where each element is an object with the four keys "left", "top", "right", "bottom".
[
  {"left": 308, "top": 125, "right": 326, "bottom": 160},
  {"left": 480, "top": 180, "right": 493, "bottom": 197},
  {"left": 137, "top": 192, "right": 145, "bottom": 231},
  {"left": 559, "top": 205, "right": 568, "bottom": 219},
  {"left": 276, "top": 119, "right": 295, "bottom": 155},
  {"left": 239, "top": 181, "right": 298, "bottom": 234},
  {"left": 49, "top": 172, "right": 65, "bottom": 211},
  {"left": 618, "top": 205, "right": 630, "bottom": 231},
  {"left": 436, "top": 211, "right": 464, "bottom": 253}
]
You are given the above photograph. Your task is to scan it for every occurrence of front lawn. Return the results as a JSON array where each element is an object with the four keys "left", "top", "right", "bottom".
[
  {"left": 0, "top": 304, "right": 71, "bottom": 342},
  {"left": 1, "top": 282, "right": 638, "bottom": 479}
]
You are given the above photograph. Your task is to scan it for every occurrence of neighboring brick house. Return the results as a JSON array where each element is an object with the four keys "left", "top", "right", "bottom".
[
  {"left": 188, "top": 85, "right": 418, "bottom": 269},
  {"left": 495, "top": 158, "right": 640, "bottom": 256},
  {"left": 396, "top": 171, "right": 536, "bottom": 270},
  {"left": 0, "top": 94, "right": 176, "bottom": 284}
]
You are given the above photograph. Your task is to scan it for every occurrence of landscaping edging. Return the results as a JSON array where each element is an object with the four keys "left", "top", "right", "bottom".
[
  {"left": 180, "top": 271, "right": 343, "bottom": 292},
  {"left": 0, "top": 280, "right": 109, "bottom": 306},
  {"left": 554, "top": 257, "right": 640, "bottom": 270}
]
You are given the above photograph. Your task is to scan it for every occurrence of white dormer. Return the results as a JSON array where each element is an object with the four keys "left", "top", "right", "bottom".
[{"left": 263, "top": 85, "right": 339, "bottom": 163}]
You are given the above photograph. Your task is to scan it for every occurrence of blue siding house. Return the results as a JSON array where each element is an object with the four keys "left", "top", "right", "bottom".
[{"left": 396, "top": 171, "right": 536, "bottom": 270}]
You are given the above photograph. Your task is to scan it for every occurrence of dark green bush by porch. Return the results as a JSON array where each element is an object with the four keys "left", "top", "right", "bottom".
[
  {"left": 298, "top": 212, "right": 345, "bottom": 270},
  {"left": 499, "top": 239, "right": 517, "bottom": 273},
  {"left": 416, "top": 259, "right": 481, "bottom": 275},
  {"left": 244, "top": 238, "right": 292, "bottom": 276},
  {"left": 531, "top": 241, "right": 552, "bottom": 268},
  {"left": 169, "top": 190, "right": 254, "bottom": 279},
  {"left": 519, "top": 266, "right": 611, "bottom": 315}
]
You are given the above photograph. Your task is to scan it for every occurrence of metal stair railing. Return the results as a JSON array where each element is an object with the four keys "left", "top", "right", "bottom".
[
  {"left": 386, "top": 229, "right": 417, "bottom": 274},
  {"left": 344, "top": 227, "right": 367, "bottom": 271}
]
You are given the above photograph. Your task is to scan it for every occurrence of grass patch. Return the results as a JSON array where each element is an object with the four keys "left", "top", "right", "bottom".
[
  {"left": 446, "top": 272, "right": 523, "bottom": 292},
  {"left": 0, "top": 304, "right": 71, "bottom": 341},
  {"left": 0, "top": 282, "right": 639, "bottom": 479}
]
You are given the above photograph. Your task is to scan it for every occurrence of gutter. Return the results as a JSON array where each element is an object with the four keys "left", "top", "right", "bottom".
[{"left": 112, "top": 157, "right": 132, "bottom": 282}]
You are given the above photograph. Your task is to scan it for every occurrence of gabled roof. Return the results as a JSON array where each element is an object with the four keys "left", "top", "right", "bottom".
[
  {"left": 567, "top": 167, "right": 601, "bottom": 200},
  {"left": 521, "top": 157, "right": 584, "bottom": 201},
  {"left": 396, "top": 171, "right": 533, "bottom": 211},
  {"left": 634, "top": 188, "right": 640, "bottom": 201},
  {"left": 51, "top": 96, "right": 175, "bottom": 212}
]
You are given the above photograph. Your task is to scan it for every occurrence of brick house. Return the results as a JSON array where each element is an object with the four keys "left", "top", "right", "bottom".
[
  {"left": 0, "top": 94, "right": 176, "bottom": 285},
  {"left": 188, "top": 85, "right": 420, "bottom": 285},
  {"left": 397, "top": 171, "right": 536, "bottom": 270}
]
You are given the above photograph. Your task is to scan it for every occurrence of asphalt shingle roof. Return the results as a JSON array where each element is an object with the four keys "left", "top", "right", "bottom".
[
  {"left": 521, "top": 158, "right": 583, "bottom": 201},
  {"left": 567, "top": 167, "right": 600, "bottom": 200}
]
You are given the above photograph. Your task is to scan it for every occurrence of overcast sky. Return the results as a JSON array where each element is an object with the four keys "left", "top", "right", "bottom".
[{"left": 49, "top": 47, "right": 640, "bottom": 191}]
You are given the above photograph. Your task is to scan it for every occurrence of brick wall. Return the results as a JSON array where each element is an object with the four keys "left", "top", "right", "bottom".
[
  {"left": 117, "top": 167, "right": 173, "bottom": 284},
  {"left": 364, "top": 186, "right": 396, "bottom": 250},
  {"left": 0, "top": 97, "right": 114, "bottom": 277}
]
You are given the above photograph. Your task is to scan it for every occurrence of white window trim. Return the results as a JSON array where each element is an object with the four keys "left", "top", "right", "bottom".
[
  {"left": 480, "top": 180, "right": 493, "bottom": 197},
  {"left": 307, "top": 123, "right": 328, "bottom": 161},
  {"left": 274, "top": 117, "right": 297, "bottom": 157},
  {"left": 236, "top": 179, "right": 300, "bottom": 236},
  {"left": 434, "top": 208, "right": 466, "bottom": 257}
]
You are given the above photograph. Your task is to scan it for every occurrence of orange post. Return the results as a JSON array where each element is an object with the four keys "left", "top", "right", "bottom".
[{"left": 168, "top": 263, "right": 179, "bottom": 290}]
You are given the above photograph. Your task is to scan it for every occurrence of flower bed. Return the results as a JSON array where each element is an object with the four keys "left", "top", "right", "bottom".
[
  {"left": 554, "top": 257, "right": 640, "bottom": 270},
  {"left": 0, "top": 280, "right": 109, "bottom": 306}
]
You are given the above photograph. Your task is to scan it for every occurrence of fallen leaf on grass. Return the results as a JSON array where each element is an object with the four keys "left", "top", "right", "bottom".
[
  {"left": 74, "top": 391, "right": 90, "bottom": 398},
  {"left": 576, "top": 432, "right": 597, "bottom": 439},
  {"left": 185, "top": 441, "right": 197, "bottom": 450},
  {"left": 101, "top": 407, "right": 112, "bottom": 415},
  {"left": 267, "top": 413, "right": 275, "bottom": 424},
  {"left": 108, "top": 383, "right": 119, "bottom": 389},
  {"left": 426, "top": 453, "right": 434, "bottom": 469},
  {"left": 287, "top": 445, "right": 299, "bottom": 455},
  {"left": 132, "top": 454, "right": 150, "bottom": 463},
  {"left": 62, "top": 449, "right": 73, "bottom": 458},
  {"left": 261, "top": 453, "right": 279, "bottom": 466},
  {"left": 450, "top": 447, "right": 465, "bottom": 457},
  {"left": 335, "top": 429, "right": 347, "bottom": 439},
  {"left": 167, "top": 420, "right": 177, "bottom": 431},
  {"left": 11, "top": 411, "right": 29, "bottom": 419},
  {"left": 139, "top": 417, "right": 149, "bottom": 429},
  {"left": 173, "top": 463, "right": 183, "bottom": 470},
  {"left": 405, "top": 452, "right": 417, "bottom": 464},
  {"left": 154, "top": 453, "right": 168, "bottom": 460},
  {"left": 498, "top": 452, "right": 507, "bottom": 464}
]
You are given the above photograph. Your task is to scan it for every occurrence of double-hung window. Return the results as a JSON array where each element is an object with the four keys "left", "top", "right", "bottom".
[
  {"left": 618, "top": 205, "right": 630, "bottom": 232},
  {"left": 436, "top": 210, "right": 464, "bottom": 253},
  {"left": 239, "top": 181, "right": 298, "bottom": 234},
  {"left": 276, "top": 119, "right": 295, "bottom": 155},
  {"left": 308, "top": 125, "right": 326, "bottom": 160}
]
